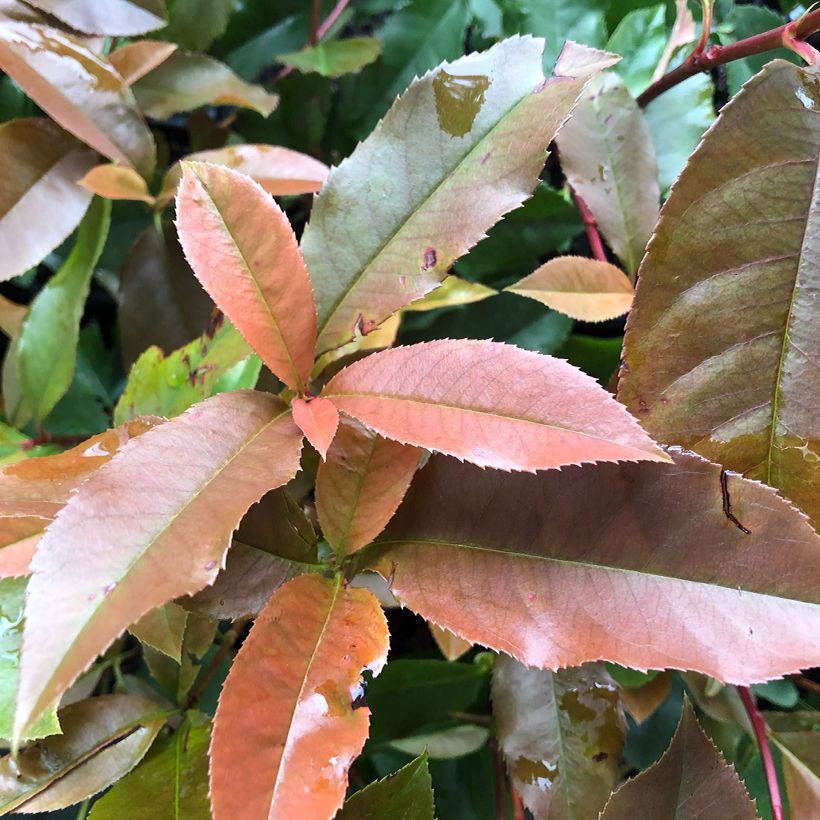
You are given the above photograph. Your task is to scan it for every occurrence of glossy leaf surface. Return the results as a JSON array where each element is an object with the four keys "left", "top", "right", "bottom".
[
  {"left": 292, "top": 397, "right": 339, "bottom": 460},
  {"left": 89, "top": 712, "right": 211, "bottom": 820},
  {"left": 108, "top": 39, "right": 177, "bottom": 84},
  {"left": 493, "top": 658, "right": 625, "bottom": 819},
  {"left": 23, "top": 0, "right": 167, "bottom": 36},
  {"left": 337, "top": 751, "right": 433, "bottom": 820},
  {"left": 324, "top": 340, "right": 666, "bottom": 471},
  {"left": 133, "top": 51, "right": 277, "bottom": 118},
  {"left": 209, "top": 574, "right": 389, "bottom": 819},
  {"left": 599, "top": 701, "right": 756, "bottom": 819},
  {"left": 557, "top": 72, "right": 659, "bottom": 276},
  {"left": 176, "top": 162, "right": 317, "bottom": 392},
  {"left": 0, "top": 118, "right": 95, "bottom": 283},
  {"left": 185, "top": 488, "right": 318, "bottom": 620},
  {"left": 0, "top": 22, "right": 156, "bottom": 177},
  {"left": 14, "top": 391, "right": 303, "bottom": 742},
  {"left": 371, "top": 450, "right": 820, "bottom": 683},
  {"left": 0, "top": 694, "right": 167, "bottom": 814},
  {"left": 158, "top": 144, "right": 329, "bottom": 207},
  {"left": 302, "top": 37, "right": 618, "bottom": 354},
  {"left": 17, "top": 197, "right": 110, "bottom": 424},
  {"left": 619, "top": 60, "right": 820, "bottom": 529},
  {"left": 316, "top": 417, "right": 421, "bottom": 555},
  {"left": 507, "top": 256, "right": 633, "bottom": 322}
]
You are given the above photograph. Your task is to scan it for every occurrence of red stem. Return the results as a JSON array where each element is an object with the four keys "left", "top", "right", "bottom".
[
  {"left": 316, "top": 0, "right": 350, "bottom": 42},
  {"left": 509, "top": 779, "right": 525, "bottom": 820},
  {"left": 571, "top": 187, "right": 608, "bottom": 263},
  {"left": 638, "top": 8, "right": 820, "bottom": 106},
  {"left": 737, "top": 686, "right": 784, "bottom": 820}
]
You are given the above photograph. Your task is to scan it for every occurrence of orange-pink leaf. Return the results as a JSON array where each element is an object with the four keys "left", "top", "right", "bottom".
[
  {"left": 506, "top": 256, "right": 634, "bottom": 322},
  {"left": 371, "top": 450, "right": 820, "bottom": 684},
  {"left": 323, "top": 339, "right": 666, "bottom": 471},
  {"left": 209, "top": 574, "right": 389, "bottom": 819},
  {"left": 14, "top": 391, "right": 303, "bottom": 743},
  {"left": 316, "top": 417, "right": 421, "bottom": 554},
  {"left": 175, "top": 162, "right": 317, "bottom": 393},
  {"left": 109, "top": 39, "right": 177, "bottom": 84},
  {"left": 80, "top": 164, "right": 155, "bottom": 204},
  {"left": 291, "top": 396, "right": 339, "bottom": 460}
]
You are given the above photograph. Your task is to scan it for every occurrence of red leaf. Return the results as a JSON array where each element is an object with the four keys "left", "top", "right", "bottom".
[
  {"left": 291, "top": 396, "right": 339, "bottom": 460},
  {"left": 209, "top": 574, "right": 389, "bottom": 819},
  {"left": 323, "top": 339, "right": 666, "bottom": 471},
  {"left": 370, "top": 450, "right": 820, "bottom": 683},
  {"left": 175, "top": 162, "right": 317, "bottom": 393}
]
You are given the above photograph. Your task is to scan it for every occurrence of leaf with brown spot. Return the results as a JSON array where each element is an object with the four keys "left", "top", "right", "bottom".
[
  {"left": 209, "top": 574, "right": 389, "bottom": 819},
  {"left": 369, "top": 450, "right": 820, "bottom": 683},
  {"left": 0, "top": 118, "right": 96, "bottom": 283},
  {"left": 0, "top": 694, "right": 168, "bottom": 814},
  {"left": 109, "top": 39, "right": 177, "bottom": 83},
  {"left": 176, "top": 163, "right": 317, "bottom": 393},
  {"left": 80, "top": 164, "right": 155, "bottom": 204},
  {"left": 493, "top": 658, "right": 625, "bottom": 820},
  {"left": 0, "top": 22, "right": 156, "bottom": 177},
  {"left": 316, "top": 417, "right": 421, "bottom": 555},
  {"left": 302, "top": 37, "right": 618, "bottom": 355},
  {"left": 619, "top": 60, "right": 820, "bottom": 530},
  {"left": 157, "top": 144, "right": 329, "bottom": 207},
  {"left": 13, "top": 391, "right": 303, "bottom": 743},
  {"left": 323, "top": 340, "right": 667, "bottom": 472},
  {"left": 292, "top": 397, "right": 339, "bottom": 460},
  {"left": 557, "top": 72, "right": 659, "bottom": 276},
  {"left": 599, "top": 700, "right": 756, "bottom": 819},
  {"left": 506, "top": 256, "right": 633, "bottom": 322}
]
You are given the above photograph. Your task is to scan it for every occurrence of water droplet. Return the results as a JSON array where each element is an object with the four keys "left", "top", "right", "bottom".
[{"left": 433, "top": 70, "right": 490, "bottom": 137}]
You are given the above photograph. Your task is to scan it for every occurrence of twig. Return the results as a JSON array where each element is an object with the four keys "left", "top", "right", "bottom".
[
  {"left": 183, "top": 619, "right": 248, "bottom": 710},
  {"left": 509, "top": 776, "right": 525, "bottom": 820},
  {"left": 638, "top": 7, "right": 820, "bottom": 106},
  {"left": 316, "top": 0, "right": 350, "bottom": 42},
  {"left": 570, "top": 187, "right": 608, "bottom": 263},
  {"left": 737, "top": 686, "right": 784, "bottom": 820},
  {"left": 309, "top": 0, "right": 321, "bottom": 45},
  {"left": 490, "top": 739, "right": 507, "bottom": 820}
]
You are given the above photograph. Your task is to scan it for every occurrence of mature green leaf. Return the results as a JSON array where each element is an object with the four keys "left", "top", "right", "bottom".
[
  {"left": 558, "top": 334, "right": 622, "bottom": 386},
  {"left": 600, "top": 700, "right": 756, "bottom": 818},
  {"left": 717, "top": 6, "right": 798, "bottom": 96},
  {"left": 209, "top": 574, "right": 389, "bottom": 819},
  {"left": 752, "top": 679, "right": 799, "bottom": 709},
  {"left": 619, "top": 60, "right": 820, "bottom": 529},
  {"left": 493, "top": 659, "right": 625, "bottom": 820},
  {"left": 0, "top": 694, "right": 168, "bottom": 814},
  {"left": 369, "top": 450, "right": 820, "bottom": 683},
  {"left": 23, "top": 0, "right": 167, "bottom": 36},
  {"left": 133, "top": 51, "right": 277, "bottom": 117},
  {"left": 17, "top": 198, "right": 110, "bottom": 425},
  {"left": 0, "top": 23, "right": 156, "bottom": 177},
  {"left": 184, "top": 488, "right": 318, "bottom": 620},
  {"left": 643, "top": 72, "right": 713, "bottom": 194},
  {"left": 89, "top": 712, "right": 211, "bottom": 820},
  {"left": 557, "top": 72, "right": 660, "bottom": 276},
  {"left": 163, "top": 0, "right": 235, "bottom": 51},
  {"left": 338, "top": 752, "right": 434, "bottom": 820},
  {"left": 118, "top": 222, "right": 213, "bottom": 369},
  {"left": 129, "top": 602, "right": 188, "bottom": 661},
  {"left": 302, "top": 37, "right": 617, "bottom": 355},
  {"left": 14, "top": 391, "right": 303, "bottom": 742},
  {"left": 605, "top": 4, "right": 668, "bottom": 96},
  {"left": 0, "top": 117, "right": 96, "bottom": 283},
  {"left": 0, "top": 578, "right": 59, "bottom": 742},
  {"left": 316, "top": 417, "right": 421, "bottom": 555},
  {"left": 279, "top": 37, "right": 382, "bottom": 78},
  {"left": 114, "top": 316, "right": 255, "bottom": 424},
  {"left": 323, "top": 339, "right": 667, "bottom": 471},
  {"left": 390, "top": 724, "right": 489, "bottom": 760},
  {"left": 766, "top": 712, "right": 820, "bottom": 819}
]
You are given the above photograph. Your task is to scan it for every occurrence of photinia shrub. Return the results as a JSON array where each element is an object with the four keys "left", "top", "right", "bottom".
[{"left": 0, "top": 1, "right": 818, "bottom": 818}]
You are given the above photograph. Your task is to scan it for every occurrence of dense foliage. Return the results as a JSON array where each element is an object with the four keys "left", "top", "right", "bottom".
[{"left": 0, "top": 0, "right": 818, "bottom": 818}]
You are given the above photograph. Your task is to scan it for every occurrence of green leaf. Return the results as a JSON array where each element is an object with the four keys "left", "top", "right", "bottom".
[
  {"left": 303, "top": 37, "right": 616, "bottom": 354},
  {"left": 766, "top": 712, "right": 820, "bottom": 819},
  {"left": 390, "top": 724, "right": 489, "bottom": 760},
  {"left": 606, "top": 665, "right": 660, "bottom": 688},
  {"left": 558, "top": 334, "right": 623, "bottom": 385},
  {"left": 114, "top": 317, "right": 257, "bottom": 424},
  {"left": 619, "top": 59, "right": 820, "bottom": 530},
  {"left": 88, "top": 712, "right": 212, "bottom": 820},
  {"left": 16, "top": 198, "right": 110, "bottom": 425},
  {"left": 717, "top": 6, "right": 798, "bottom": 96},
  {"left": 644, "top": 72, "right": 714, "bottom": 194},
  {"left": 279, "top": 37, "right": 382, "bottom": 78},
  {"left": 163, "top": 0, "right": 236, "bottom": 51},
  {"left": 338, "top": 752, "right": 434, "bottom": 820},
  {"left": 606, "top": 4, "right": 668, "bottom": 96},
  {"left": 0, "top": 577, "right": 59, "bottom": 742},
  {"left": 752, "top": 679, "right": 799, "bottom": 709}
]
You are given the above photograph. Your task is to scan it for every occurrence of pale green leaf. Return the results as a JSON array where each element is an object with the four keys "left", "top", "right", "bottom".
[{"left": 279, "top": 37, "right": 382, "bottom": 78}]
